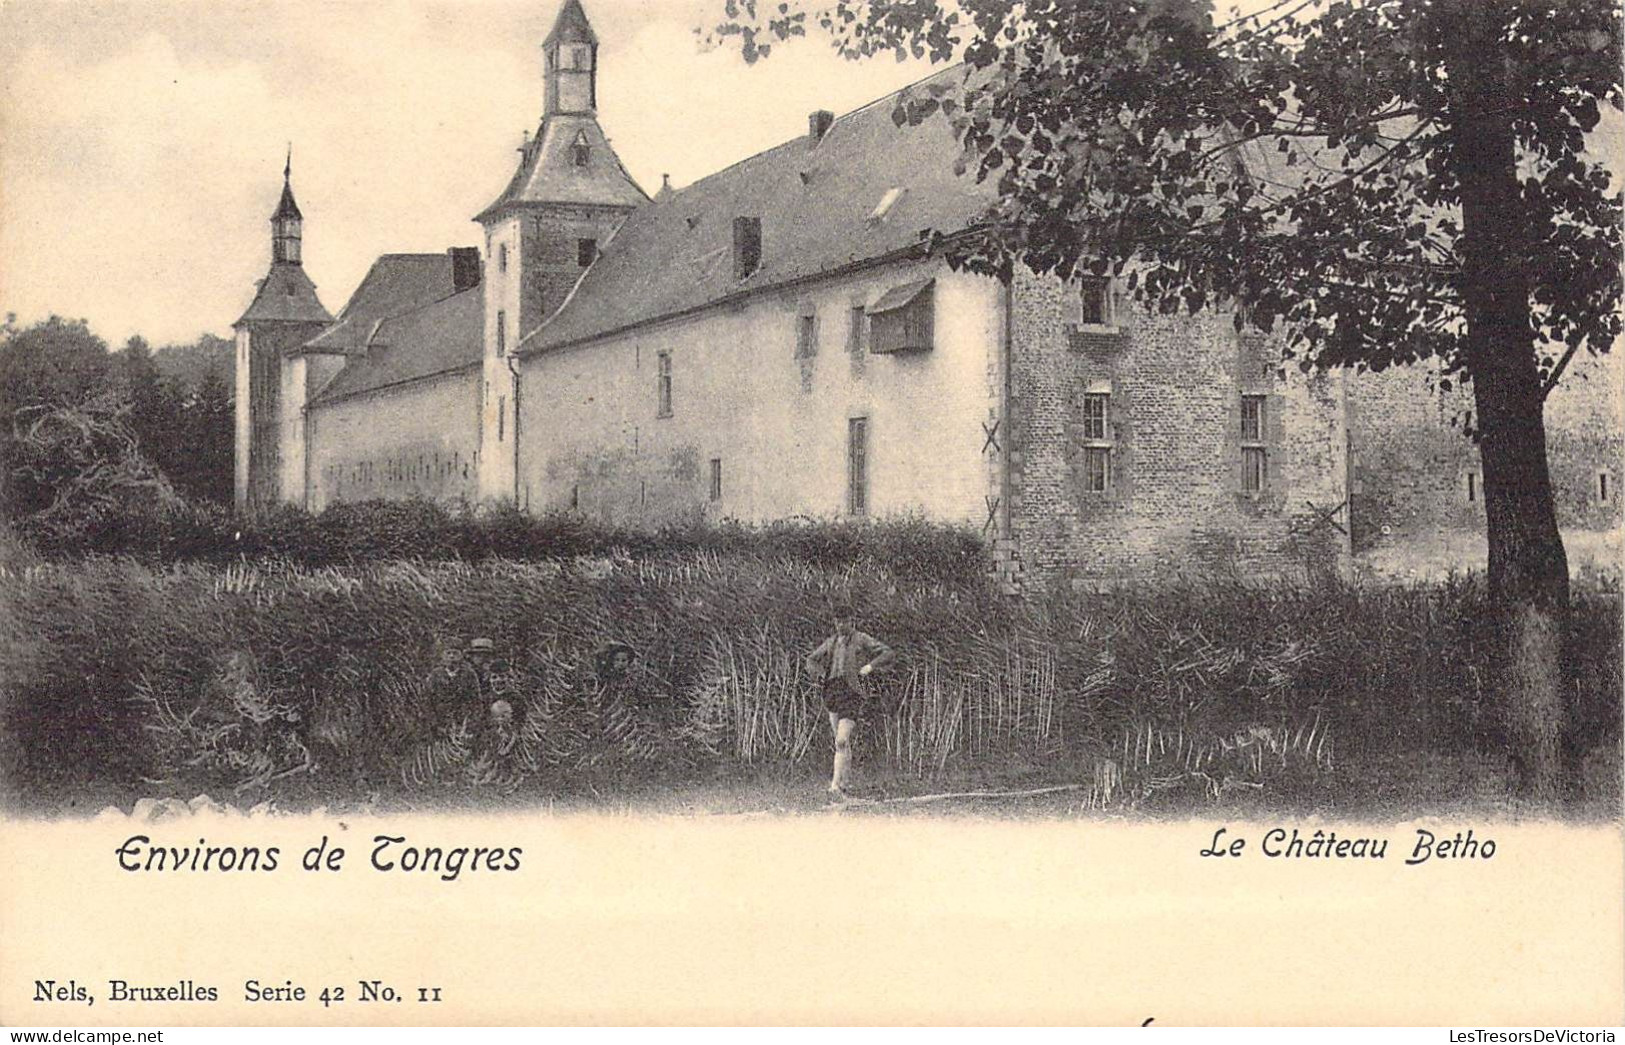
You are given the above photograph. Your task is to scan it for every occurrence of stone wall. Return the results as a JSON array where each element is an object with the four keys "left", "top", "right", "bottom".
[{"left": 1004, "top": 270, "right": 1352, "bottom": 589}]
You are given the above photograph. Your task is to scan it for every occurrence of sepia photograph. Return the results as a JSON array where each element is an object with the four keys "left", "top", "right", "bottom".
[{"left": 0, "top": 0, "right": 1621, "bottom": 1028}]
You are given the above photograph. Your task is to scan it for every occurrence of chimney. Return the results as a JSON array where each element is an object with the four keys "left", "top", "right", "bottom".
[
  {"left": 808, "top": 109, "right": 834, "bottom": 144},
  {"left": 448, "top": 247, "right": 481, "bottom": 293},
  {"left": 732, "top": 217, "right": 762, "bottom": 280}
]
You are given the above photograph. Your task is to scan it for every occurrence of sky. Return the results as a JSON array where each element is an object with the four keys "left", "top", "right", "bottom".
[{"left": 0, "top": 0, "right": 938, "bottom": 347}]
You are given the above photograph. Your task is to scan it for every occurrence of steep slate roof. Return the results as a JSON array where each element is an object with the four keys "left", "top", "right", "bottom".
[
  {"left": 304, "top": 254, "right": 458, "bottom": 355},
  {"left": 234, "top": 263, "right": 333, "bottom": 327},
  {"left": 475, "top": 114, "right": 647, "bottom": 221},
  {"left": 309, "top": 286, "right": 483, "bottom": 405},
  {"left": 521, "top": 65, "right": 990, "bottom": 354},
  {"left": 544, "top": 0, "right": 596, "bottom": 45},
  {"left": 272, "top": 180, "right": 302, "bottom": 221}
]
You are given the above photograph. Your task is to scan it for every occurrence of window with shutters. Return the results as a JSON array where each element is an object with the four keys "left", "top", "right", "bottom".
[
  {"left": 847, "top": 417, "right": 869, "bottom": 516},
  {"left": 1241, "top": 394, "right": 1267, "bottom": 494}
]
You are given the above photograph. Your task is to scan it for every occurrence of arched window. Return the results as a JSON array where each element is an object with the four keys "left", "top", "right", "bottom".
[{"left": 571, "top": 130, "right": 591, "bottom": 167}]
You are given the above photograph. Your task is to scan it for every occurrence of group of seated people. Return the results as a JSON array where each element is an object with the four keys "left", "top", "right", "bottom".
[
  {"left": 413, "top": 637, "right": 523, "bottom": 783},
  {"left": 410, "top": 636, "right": 640, "bottom": 790}
]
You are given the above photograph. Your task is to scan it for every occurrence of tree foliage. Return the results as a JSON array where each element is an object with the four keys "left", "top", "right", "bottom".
[{"left": 1, "top": 317, "right": 236, "bottom": 519}]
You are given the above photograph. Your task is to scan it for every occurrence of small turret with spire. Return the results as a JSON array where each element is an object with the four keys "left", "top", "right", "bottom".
[
  {"left": 233, "top": 147, "right": 333, "bottom": 515},
  {"left": 272, "top": 145, "right": 304, "bottom": 265}
]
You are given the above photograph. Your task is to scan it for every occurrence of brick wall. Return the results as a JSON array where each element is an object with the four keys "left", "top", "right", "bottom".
[{"left": 1005, "top": 269, "right": 1351, "bottom": 589}]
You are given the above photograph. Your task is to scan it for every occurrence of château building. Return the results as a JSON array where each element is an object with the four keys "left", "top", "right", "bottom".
[{"left": 234, "top": 0, "right": 1621, "bottom": 589}]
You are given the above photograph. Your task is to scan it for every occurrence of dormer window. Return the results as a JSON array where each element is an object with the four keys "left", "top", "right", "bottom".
[
  {"left": 733, "top": 217, "right": 762, "bottom": 280},
  {"left": 867, "top": 279, "right": 934, "bottom": 353},
  {"left": 571, "top": 130, "right": 591, "bottom": 167}
]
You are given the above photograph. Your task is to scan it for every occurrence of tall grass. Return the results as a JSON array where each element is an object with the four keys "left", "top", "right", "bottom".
[{"left": 0, "top": 531, "right": 1617, "bottom": 811}]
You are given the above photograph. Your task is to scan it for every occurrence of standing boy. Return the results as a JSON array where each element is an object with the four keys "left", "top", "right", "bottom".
[{"left": 804, "top": 601, "right": 896, "bottom": 799}]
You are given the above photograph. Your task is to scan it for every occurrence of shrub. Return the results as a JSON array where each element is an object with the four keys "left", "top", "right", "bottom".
[{"left": 11, "top": 494, "right": 991, "bottom": 591}]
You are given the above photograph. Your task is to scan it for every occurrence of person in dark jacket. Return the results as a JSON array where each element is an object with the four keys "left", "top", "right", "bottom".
[
  {"left": 420, "top": 639, "right": 481, "bottom": 743},
  {"left": 804, "top": 600, "right": 896, "bottom": 799}
]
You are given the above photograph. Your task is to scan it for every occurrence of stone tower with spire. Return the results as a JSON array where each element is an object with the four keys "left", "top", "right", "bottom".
[
  {"left": 474, "top": 0, "right": 646, "bottom": 503},
  {"left": 233, "top": 151, "right": 333, "bottom": 513}
]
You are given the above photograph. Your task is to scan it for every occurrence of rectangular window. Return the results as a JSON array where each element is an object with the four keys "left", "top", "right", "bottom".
[
  {"left": 709, "top": 458, "right": 722, "bottom": 502},
  {"left": 849, "top": 306, "right": 867, "bottom": 354},
  {"left": 1242, "top": 446, "right": 1267, "bottom": 494},
  {"left": 1240, "top": 394, "right": 1267, "bottom": 494},
  {"left": 1599, "top": 472, "right": 1611, "bottom": 503},
  {"left": 1079, "top": 386, "right": 1114, "bottom": 495},
  {"left": 1466, "top": 472, "right": 1478, "bottom": 503},
  {"left": 498, "top": 395, "right": 506, "bottom": 442},
  {"left": 1082, "top": 393, "right": 1109, "bottom": 441},
  {"left": 796, "top": 312, "right": 817, "bottom": 359},
  {"left": 496, "top": 310, "right": 506, "bottom": 357},
  {"left": 847, "top": 416, "right": 869, "bottom": 516},
  {"left": 498, "top": 243, "right": 508, "bottom": 273},
  {"left": 577, "top": 238, "right": 596, "bottom": 267},
  {"left": 1241, "top": 395, "right": 1265, "bottom": 442},
  {"left": 1084, "top": 446, "right": 1112, "bottom": 493},
  {"left": 657, "top": 351, "right": 673, "bottom": 417},
  {"left": 1078, "top": 277, "right": 1111, "bottom": 326}
]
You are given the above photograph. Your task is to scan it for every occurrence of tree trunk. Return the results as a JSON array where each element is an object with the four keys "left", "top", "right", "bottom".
[{"left": 1443, "top": 0, "right": 1571, "bottom": 800}]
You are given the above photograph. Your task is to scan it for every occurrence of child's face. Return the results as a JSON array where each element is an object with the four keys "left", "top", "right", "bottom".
[
  {"left": 441, "top": 648, "right": 464, "bottom": 671},
  {"left": 834, "top": 615, "right": 854, "bottom": 637}
]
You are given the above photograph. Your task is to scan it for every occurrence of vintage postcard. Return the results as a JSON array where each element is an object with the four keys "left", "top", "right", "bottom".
[{"left": 1, "top": 0, "right": 1621, "bottom": 1028}]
